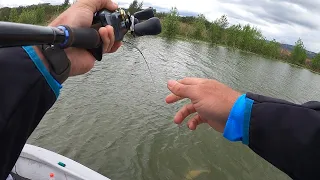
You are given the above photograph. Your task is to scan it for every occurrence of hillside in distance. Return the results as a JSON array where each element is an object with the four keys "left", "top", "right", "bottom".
[{"left": 281, "top": 43, "right": 317, "bottom": 59}]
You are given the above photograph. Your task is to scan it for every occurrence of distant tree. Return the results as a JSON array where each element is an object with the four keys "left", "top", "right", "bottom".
[
  {"left": 63, "top": 0, "right": 69, "bottom": 6},
  {"left": 18, "top": 9, "right": 37, "bottom": 24},
  {"left": 241, "top": 25, "right": 263, "bottom": 52},
  {"left": 291, "top": 38, "right": 307, "bottom": 64},
  {"left": 209, "top": 23, "right": 221, "bottom": 44},
  {"left": 192, "top": 14, "right": 207, "bottom": 40},
  {"left": 128, "top": 0, "right": 143, "bottom": 15},
  {"left": 162, "top": 7, "right": 179, "bottom": 38},
  {"left": 0, "top": 7, "right": 12, "bottom": 21},
  {"left": 9, "top": 8, "right": 19, "bottom": 22},
  {"left": 215, "top": 15, "right": 229, "bottom": 29},
  {"left": 267, "top": 39, "right": 281, "bottom": 59},
  {"left": 209, "top": 15, "right": 229, "bottom": 44},
  {"left": 225, "top": 24, "right": 243, "bottom": 47},
  {"left": 312, "top": 53, "right": 320, "bottom": 70},
  {"left": 35, "top": 6, "right": 45, "bottom": 24}
]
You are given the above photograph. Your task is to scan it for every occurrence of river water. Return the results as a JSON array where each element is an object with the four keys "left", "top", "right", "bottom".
[{"left": 28, "top": 37, "right": 320, "bottom": 180}]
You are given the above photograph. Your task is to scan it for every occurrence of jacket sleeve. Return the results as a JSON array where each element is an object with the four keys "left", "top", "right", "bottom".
[
  {"left": 246, "top": 93, "right": 320, "bottom": 180},
  {"left": 0, "top": 47, "right": 59, "bottom": 179}
]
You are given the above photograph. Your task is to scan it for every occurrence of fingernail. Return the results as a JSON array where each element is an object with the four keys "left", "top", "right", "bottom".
[
  {"left": 168, "top": 80, "right": 177, "bottom": 88},
  {"left": 113, "top": 2, "right": 118, "bottom": 6}
]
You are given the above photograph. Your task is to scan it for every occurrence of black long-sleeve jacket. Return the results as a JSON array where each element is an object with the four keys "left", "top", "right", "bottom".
[
  {"left": 247, "top": 93, "right": 320, "bottom": 180},
  {"left": 0, "top": 47, "right": 319, "bottom": 180},
  {"left": 0, "top": 47, "right": 57, "bottom": 180}
]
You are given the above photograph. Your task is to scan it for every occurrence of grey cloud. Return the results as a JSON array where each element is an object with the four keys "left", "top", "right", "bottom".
[
  {"left": 221, "top": 7, "right": 267, "bottom": 26},
  {"left": 277, "top": 0, "right": 320, "bottom": 12},
  {"left": 217, "top": 0, "right": 319, "bottom": 30},
  {"left": 253, "top": 7, "right": 318, "bottom": 29}
]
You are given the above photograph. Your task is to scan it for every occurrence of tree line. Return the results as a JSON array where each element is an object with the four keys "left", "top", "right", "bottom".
[
  {"left": 159, "top": 7, "right": 320, "bottom": 72},
  {"left": 0, "top": 2, "right": 70, "bottom": 25}
]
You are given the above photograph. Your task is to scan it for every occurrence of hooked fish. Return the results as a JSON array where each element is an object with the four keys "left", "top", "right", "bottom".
[{"left": 185, "top": 169, "right": 210, "bottom": 180}]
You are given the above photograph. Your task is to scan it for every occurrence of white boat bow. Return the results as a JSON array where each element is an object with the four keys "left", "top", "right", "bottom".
[{"left": 11, "top": 144, "right": 110, "bottom": 180}]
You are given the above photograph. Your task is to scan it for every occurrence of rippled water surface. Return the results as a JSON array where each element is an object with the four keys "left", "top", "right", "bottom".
[{"left": 29, "top": 37, "right": 320, "bottom": 180}]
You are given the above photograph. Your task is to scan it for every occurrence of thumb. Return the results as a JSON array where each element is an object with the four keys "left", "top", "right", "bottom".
[{"left": 167, "top": 80, "right": 192, "bottom": 98}]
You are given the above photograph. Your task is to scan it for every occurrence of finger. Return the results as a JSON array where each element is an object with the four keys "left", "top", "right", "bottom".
[
  {"left": 77, "top": 0, "right": 118, "bottom": 13},
  {"left": 167, "top": 80, "right": 194, "bottom": 98},
  {"left": 187, "top": 114, "right": 206, "bottom": 130},
  {"left": 174, "top": 104, "right": 196, "bottom": 124},
  {"left": 65, "top": 48, "right": 95, "bottom": 76},
  {"left": 108, "top": 42, "right": 122, "bottom": 53},
  {"left": 178, "top": 77, "right": 206, "bottom": 85},
  {"left": 105, "top": 25, "right": 115, "bottom": 53},
  {"left": 98, "top": 27, "right": 110, "bottom": 53},
  {"left": 99, "top": 26, "right": 115, "bottom": 53},
  {"left": 165, "top": 93, "right": 184, "bottom": 104}
]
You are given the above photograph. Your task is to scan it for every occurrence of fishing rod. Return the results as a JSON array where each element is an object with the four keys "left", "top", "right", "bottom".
[{"left": 0, "top": 8, "right": 162, "bottom": 61}]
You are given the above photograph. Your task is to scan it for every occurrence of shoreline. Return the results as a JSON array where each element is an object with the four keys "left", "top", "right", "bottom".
[{"left": 160, "top": 34, "right": 320, "bottom": 75}]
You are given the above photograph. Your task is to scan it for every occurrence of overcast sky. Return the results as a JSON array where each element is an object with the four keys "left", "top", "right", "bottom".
[{"left": 1, "top": 0, "right": 319, "bottom": 52}]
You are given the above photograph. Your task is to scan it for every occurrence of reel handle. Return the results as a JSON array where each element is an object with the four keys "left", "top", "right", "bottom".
[
  {"left": 133, "top": 8, "right": 155, "bottom": 20},
  {"left": 134, "top": 17, "right": 162, "bottom": 36}
]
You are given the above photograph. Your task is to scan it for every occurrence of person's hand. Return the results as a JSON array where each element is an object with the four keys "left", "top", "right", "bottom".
[
  {"left": 45, "top": 0, "right": 122, "bottom": 76},
  {"left": 165, "top": 78, "right": 241, "bottom": 133}
]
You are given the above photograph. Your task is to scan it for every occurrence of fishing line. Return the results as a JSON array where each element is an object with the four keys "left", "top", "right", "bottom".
[{"left": 123, "top": 40, "right": 157, "bottom": 91}]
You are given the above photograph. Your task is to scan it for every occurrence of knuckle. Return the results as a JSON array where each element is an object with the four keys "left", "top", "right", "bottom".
[
  {"left": 174, "top": 84, "right": 182, "bottom": 93},
  {"left": 104, "top": 39, "right": 110, "bottom": 47},
  {"left": 196, "top": 115, "right": 200, "bottom": 122},
  {"left": 107, "top": 25, "right": 114, "bottom": 31},
  {"left": 186, "top": 104, "right": 194, "bottom": 114},
  {"left": 181, "top": 105, "right": 189, "bottom": 117},
  {"left": 182, "top": 77, "right": 192, "bottom": 83},
  {"left": 179, "top": 109, "right": 187, "bottom": 119},
  {"left": 182, "top": 77, "right": 189, "bottom": 82},
  {"left": 180, "top": 110, "right": 187, "bottom": 119}
]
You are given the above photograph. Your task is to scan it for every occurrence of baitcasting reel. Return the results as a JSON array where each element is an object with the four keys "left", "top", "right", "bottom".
[{"left": 90, "top": 8, "right": 162, "bottom": 60}]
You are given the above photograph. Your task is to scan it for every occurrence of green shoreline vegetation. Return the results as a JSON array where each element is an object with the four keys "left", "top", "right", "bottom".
[
  {"left": 1, "top": 0, "right": 320, "bottom": 73},
  {"left": 159, "top": 7, "right": 320, "bottom": 73},
  {"left": 0, "top": 1, "right": 70, "bottom": 25}
]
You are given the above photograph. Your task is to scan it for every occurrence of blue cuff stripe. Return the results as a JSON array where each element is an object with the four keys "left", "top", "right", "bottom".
[
  {"left": 243, "top": 98, "right": 254, "bottom": 145},
  {"left": 223, "top": 94, "right": 254, "bottom": 145},
  {"left": 223, "top": 94, "right": 246, "bottom": 142},
  {"left": 22, "top": 46, "right": 62, "bottom": 98}
]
